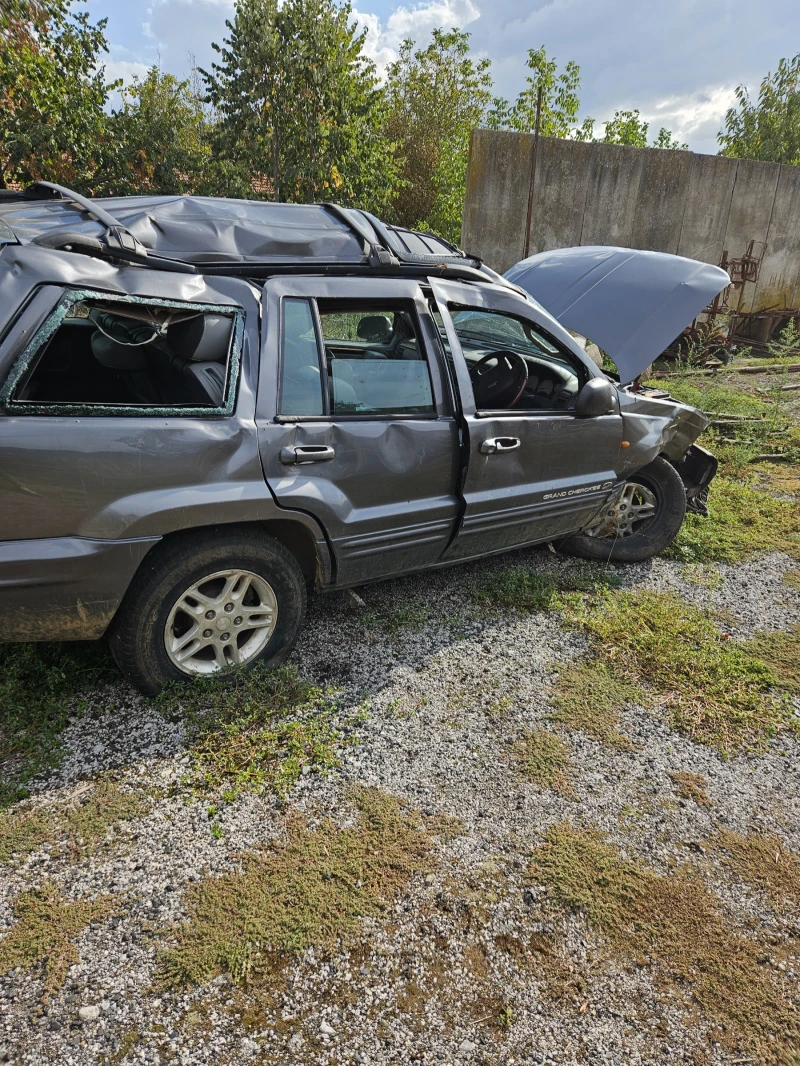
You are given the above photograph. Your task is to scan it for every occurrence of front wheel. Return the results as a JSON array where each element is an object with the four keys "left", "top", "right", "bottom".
[
  {"left": 109, "top": 528, "right": 306, "bottom": 695},
  {"left": 558, "top": 456, "right": 687, "bottom": 563}
]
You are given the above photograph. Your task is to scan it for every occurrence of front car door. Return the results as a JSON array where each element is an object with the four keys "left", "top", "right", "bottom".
[
  {"left": 257, "top": 277, "right": 460, "bottom": 586},
  {"left": 430, "top": 278, "right": 624, "bottom": 560}
]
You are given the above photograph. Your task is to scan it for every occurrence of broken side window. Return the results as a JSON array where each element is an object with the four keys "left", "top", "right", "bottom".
[{"left": 3, "top": 292, "right": 241, "bottom": 415}]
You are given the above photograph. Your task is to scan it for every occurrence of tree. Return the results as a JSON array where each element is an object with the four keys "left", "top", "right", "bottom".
[
  {"left": 0, "top": 0, "right": 115, "bottom": 190},
  {"left": 718, "top": 53, "right": 800, "bottom": 165},
  {"left": 202, "top": 0, "right": 397, "bottom": 210},
  {"left": 385, "top": 28, "right": 493, "bottom": 242},
  {"left": 601, "top": 108, "right": 687, "bottom": 149},
  {"left": 100, "top": 68, "right": 210, "bottom": 196},
  {"left": 486, "top": 46, "right": 594, "bottom": 140}
]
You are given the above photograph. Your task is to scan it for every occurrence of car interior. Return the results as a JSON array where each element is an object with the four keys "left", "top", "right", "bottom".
[
  {"left": 281, "top": 300, "right": 436, "bottom": 416},
  {"left": 446, "top": 306, "right": 586, "bottom": 411},
  {"left": 12, "top": 300, "right": 235, "bottom": 409}
]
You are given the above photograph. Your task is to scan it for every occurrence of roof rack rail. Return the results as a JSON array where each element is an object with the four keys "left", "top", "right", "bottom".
[{"left": 23, "top": 182, "right": 197, "bottom": 274}]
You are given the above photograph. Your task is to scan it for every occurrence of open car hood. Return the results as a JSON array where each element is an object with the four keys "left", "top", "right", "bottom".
[{"left": 504, "top": 246, "right": 730, "bottom": 384}]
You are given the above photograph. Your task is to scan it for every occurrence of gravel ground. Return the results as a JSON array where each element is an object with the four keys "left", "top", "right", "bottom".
[{"left": 2, "top": 543, "right": 800, "bottom": 1066}]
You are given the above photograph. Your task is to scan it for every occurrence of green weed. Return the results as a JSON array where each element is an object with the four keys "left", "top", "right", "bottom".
[
  {"left": 0, "top": 881, "right": 116, "bottom": 996},
  {"left": 739, "top": 625, "right": 800, "bottom": 694},
  {"left": 158, "top": 787, "right": 439, "bottom": 988},
  {"left": 783, "top": 569, "right": 800, "bottom": 590},
  {"left": 549, "top": 660, "right": 640, "bottom": 750},
  {"left": 0, "top": 642, "right": 117, "bottom": 807},
  {"left": 565, "top": 588, "right": 795, "bottom": 754},
  {"left": 158, "top": 664, "right": 349, "bottom": 799},
  {"left": 514, "top": 728, "right": 574, "bottom": 797},
  {"left": 713, "top": 830, "right": 800, "bottom": 911},
  {"left": 532, "top": 822, "right": 800, "bottom": 1064},
  {"left": 471, "top": 562, "right": 620, "bottom": 613}
]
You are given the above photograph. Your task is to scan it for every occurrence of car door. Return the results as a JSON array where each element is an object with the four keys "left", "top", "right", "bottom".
[
  {"left": 430, "top": 278, "right": 624, "bottom": 560},
  {"left": 256, "top": 276, "right": 461, "bottom": 586}
]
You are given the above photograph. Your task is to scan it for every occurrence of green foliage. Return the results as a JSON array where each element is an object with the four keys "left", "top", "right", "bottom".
[
  {"left": 202, "top": 0, "right": 397, "bottom": 211},
  {"left": 158, "top": 787, "right": 438, "bottom": 987},
  {"left": 0, "top": 642, "right": 117, "bottom": 808},
  {"left": 549, "top": 660, "right": 639, "bottom": 750},
  {"left": 158, "top": 664, "right": 348, "bottom": 799},
  {"left": 767, "top": 318, "right": 800, "bottom": 362},
  {"left": 0, "top": 881, "right": 116, "bottom": 996},
  {"left": 566, "top": 588, "right": 795, "bottom": 754},
  {"left": 385, "top": 28, "right": 492, "bottom": 243},
  {"left": 0, "top": 0, "right": 116, "bottom": 190},
  {"left": 718, "top": 53, "right": 800, "bottom": 164},
  {"left": 514, "top": 728, "right": 574, "bottom": 797},
  {"left": 531, "top": 822, "right": 800, "bottom": 1063},
  {"left": 471, "top": 561, "right": 621, "bottom": 613},
  {"left": 100, "top": 67, "right": 210, "bottom": 195},
  {"left": 740, "top": 626, "right": 800, "bottom": 694},
  {"left": 601, "top": 108, "right": 687, "bottom": 150},
  {"left": 667, "top": 474, "right": 800, "bottom": 564},
  {"left": 487, "top": 46, "right": 594, "bottom": 140}
]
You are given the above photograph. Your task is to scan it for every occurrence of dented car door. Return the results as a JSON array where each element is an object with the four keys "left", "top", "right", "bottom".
[
  {"left": 430, "top": 278, "right": 624, "bottom": 559},
  {"left": 256, "top": 276, "right": 461, "bottom": 586}
]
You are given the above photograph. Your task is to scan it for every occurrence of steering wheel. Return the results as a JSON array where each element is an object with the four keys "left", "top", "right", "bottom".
[{"left": 469, "top": 350, "right": 529, "bottom": 409}]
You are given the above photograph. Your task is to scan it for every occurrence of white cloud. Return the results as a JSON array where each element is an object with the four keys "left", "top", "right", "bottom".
[
  {"left": 353, "top": 0, "right": 480, "bottom": 76},
  {"left": 644, "top": 86, "right": 739, "bottom": 153}
]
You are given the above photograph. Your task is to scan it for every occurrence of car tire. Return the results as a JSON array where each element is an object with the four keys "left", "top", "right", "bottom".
[
  {"left": 109, "top": 527, "right": 306, "bottom": 695},
  {"left": 558, "top": 456, "right": 687, "bottom": 563}
]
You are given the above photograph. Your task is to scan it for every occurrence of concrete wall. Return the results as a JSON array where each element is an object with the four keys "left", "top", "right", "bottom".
[{"left": 462, "top": 130, "right": 800, "bottom": 313}]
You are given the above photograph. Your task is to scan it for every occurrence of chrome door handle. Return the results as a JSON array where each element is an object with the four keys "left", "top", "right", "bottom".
[
  {"left": 480, "top": 437, "right": 521, "bottom": 455},
  {"left": 280, "top": 445, "right": 335, "bottom": 464}
]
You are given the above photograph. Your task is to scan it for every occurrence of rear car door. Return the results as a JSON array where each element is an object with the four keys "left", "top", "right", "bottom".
[
  {"left": 430, "top": 278, "right": 623, "bottom": 560},
  {"left": 256, "top": 277, "right": 460, "bottom": 586}
]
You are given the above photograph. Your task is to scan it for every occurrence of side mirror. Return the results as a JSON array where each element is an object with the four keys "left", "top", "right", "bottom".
[{"left": 575, "top": 377, "right": 619, "bottom": 418}]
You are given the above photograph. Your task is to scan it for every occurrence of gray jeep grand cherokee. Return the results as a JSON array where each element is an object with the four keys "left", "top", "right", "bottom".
[{"left": 0, "top": 183, "right": 726, "bottom": 693}]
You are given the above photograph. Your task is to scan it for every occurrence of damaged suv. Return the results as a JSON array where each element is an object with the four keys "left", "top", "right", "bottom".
[{"left": 0, "top": 184, "right": 726, "bottom": 692}]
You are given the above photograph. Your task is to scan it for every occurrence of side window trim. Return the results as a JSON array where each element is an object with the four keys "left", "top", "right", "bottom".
[{"left": 0, "top": 288, "right": 243, "bottom": 418}]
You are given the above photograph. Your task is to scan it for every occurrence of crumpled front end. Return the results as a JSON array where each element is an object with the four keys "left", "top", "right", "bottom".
[{"left": 617, "top": 387, "right": 718, "bottom": 513}]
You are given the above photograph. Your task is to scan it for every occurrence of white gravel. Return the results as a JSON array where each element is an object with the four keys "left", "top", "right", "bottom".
[{"left": 1, "top": 546, "right": 799, "bottom": 1066}]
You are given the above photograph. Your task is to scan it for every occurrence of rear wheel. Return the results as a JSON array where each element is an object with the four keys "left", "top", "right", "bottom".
[
  {"left": 110, "top": 528, "right": 306, "bottom": 695},
  {"left": 558, "top": 456, "right": 686, "bottom": 563}
]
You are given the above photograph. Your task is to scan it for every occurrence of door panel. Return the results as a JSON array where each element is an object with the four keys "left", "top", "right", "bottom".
[
  {"left": 256, "top": 277, "right": 460, "bottom": 586},
  {"left": 430, "top": 278, "right": 623, "bottom": 559}
]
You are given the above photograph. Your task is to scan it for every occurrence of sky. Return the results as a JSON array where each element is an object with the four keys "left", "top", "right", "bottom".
[{"left": 85, "top": 0, "right": 800, "bottom": 154}]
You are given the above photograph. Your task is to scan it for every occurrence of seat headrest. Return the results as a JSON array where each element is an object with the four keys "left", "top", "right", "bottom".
[
  {"left": 356, "top": 315, "right": 392, "bottom": 343},
  {"left": 91, "top": 330, "right": 148, "bottom": 371},
  {"left": 167, "top": 314, "right": 233, "bottom": 363}
]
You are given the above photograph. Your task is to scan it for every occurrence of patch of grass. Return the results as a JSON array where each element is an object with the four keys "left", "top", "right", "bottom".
[
  {"left": 158, "top": 665, "right": 350, "bottom": 799},
  {"left": 549, "top": 660, "right": 640, "bottom": 750},
  {"left": 739, "top": 625, "right": 800, "bottom": 694},
  {"left": 666, "top": 475, "right": 800, "bottom": 564},
  {"left": 158, "top": 787, "right": 440, "bottom": 988},
  {"left": 531, "top": 822, "right": 800, "bottom": 1063},
  {"left": 472, "top": 562, "right": 620, "bottom": 613},
  {"left": 0, "top": 642, "right": 117, "bottom": 807},
  {"left": 0, "top": 881, "right": 116, "bottom": 996},
  {"left": 0, "top": 780, "right": 149, "bottom": 865},
  {"left": 713, "top": 830, "right": 800, "bottom": 911},
  {"left": 783, "top": 569, "right": 800, "bottom": 590},
  {"left": 565, "top": 588, "right": 795, "bottom": 754},
  {"left": 668, "top": 771, "right": 713, "bottom": 807},
  {"left": 645, "top": 379, "right": 774, "bottom": 418},
  {"left": 680, "top": 563, "right": 722, "bottom": 589},
  {"left": 514, "top": 728, "right": 574, "bottom": 797}
]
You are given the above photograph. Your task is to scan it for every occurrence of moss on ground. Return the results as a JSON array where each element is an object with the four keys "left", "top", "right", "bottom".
[
  {"left": 668, "top": 771, "right": 713, "bottom": 807},
  {"left": 0, "top": 881, "right": 116, "bottom": 996},
  {"left": 549, "top": 661, "right": 639, "bottom": 750},
  {"left": 158, "top": 787, "right": 442, "bottom": 988},
  {"left": 531, "top": 822, "right": 800, "bottom": 1064},
  {"left": 739, "top": 625, "right": 800, "bottom": 694},
  {"left": 471, "top": 562, "right": 620, "bottom": 614},
  {"left": 0, "top": 780, "right": 150, "bottom": 865},
  {"left": 666, "top": 475, "right": 800, "bottom": 564},
  {"left": 564, "top": 588, "right": 795, "bottom": 754},
  {"left": 514, "top": 728, "right": 574, "bottom": 797},
  {"left": 158, "top": 664, "right": 353, "bottom": 800},
  {"left": 0, "top": 642, "right": 117, "bottom": 807},
  {"left": 713, "top": 831, "right": 800, "bottom": 911}
]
